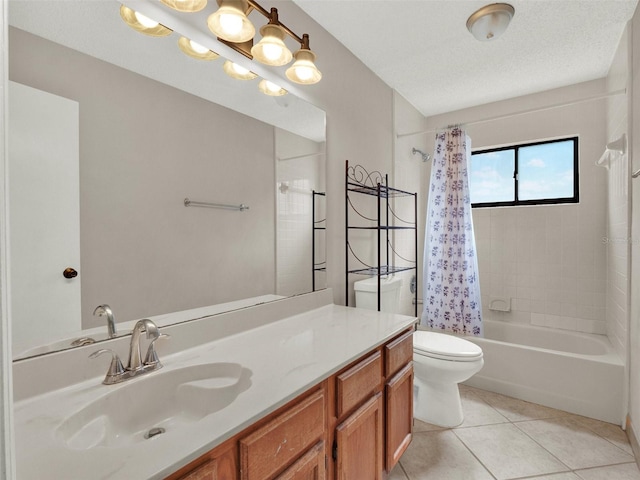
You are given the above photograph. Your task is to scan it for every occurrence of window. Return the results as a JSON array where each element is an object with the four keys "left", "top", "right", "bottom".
[{"left": 469, "top": 137, "right": 579, "bottom": 207}]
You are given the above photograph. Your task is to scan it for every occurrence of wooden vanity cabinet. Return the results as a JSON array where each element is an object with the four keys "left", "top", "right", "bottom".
[
  {"left": 168, "top": 441, "right": 238, "bottom": 480},
  {"left": 383, "top": 330, "right": 414, "bottom": 473},
  {"left": 168, "top": 327, "right": 414, "bottom": 480}
]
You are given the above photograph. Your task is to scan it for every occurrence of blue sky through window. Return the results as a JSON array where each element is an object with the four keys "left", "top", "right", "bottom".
[
  {"left": 518, "top": 140, "right": 575, "bottom": 201},
  {"left": 469, "top": 150, "right": 515, "bottom": 204},
  {"left": 468, "top": 138, "right": 577, "bottom": 206}
]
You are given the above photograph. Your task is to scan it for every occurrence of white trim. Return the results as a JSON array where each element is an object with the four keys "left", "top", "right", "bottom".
[{"left": 1, "top": 1, "right": 15, "bottom": 478}]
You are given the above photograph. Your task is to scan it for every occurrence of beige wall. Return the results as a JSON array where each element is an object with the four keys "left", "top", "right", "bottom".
[
  {"left": 10, "top": 28, "right": 276, "bottom": 328},
  {"left": 277, "top": 3, "right": 395, "bottom": 307},
  {"left": 629, "top": 5, "right": 640, "bottom": 444}
]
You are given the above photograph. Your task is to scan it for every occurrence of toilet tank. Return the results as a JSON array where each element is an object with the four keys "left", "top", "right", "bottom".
[{"left": 354, "top": 276, "right": 403, "bottom": 313}]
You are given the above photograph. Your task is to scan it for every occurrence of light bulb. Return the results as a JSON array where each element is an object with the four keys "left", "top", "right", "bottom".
[
  {"left": 232, "top": 63, "right": 250, "bottom": 75},
  {"left": 294, "top": 66, "right": 313, "bottom": 81},
  {"left": 219, "top": 13, "right": 243, "bottom": 35},
  {"left": 134, "top": 11, "right": 159, "bottom": 29},
  {"left": 262, "top": 44, "right": 283, "bottom": 61},
  {"left": 265, "top": 81, "right": 281, "bottom": 93},
  {"left": 189, "top": 40, "right": 209, "bottom": 54}
]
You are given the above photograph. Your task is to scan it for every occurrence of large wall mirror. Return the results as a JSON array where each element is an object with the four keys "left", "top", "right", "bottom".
[{"left": 8, "top": 0, "right": 326, "bottom": 360}]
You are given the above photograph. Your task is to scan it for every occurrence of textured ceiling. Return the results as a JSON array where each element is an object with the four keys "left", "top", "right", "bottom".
[{"left": 294, "top": 0, "right": 639, "bottom": 117}]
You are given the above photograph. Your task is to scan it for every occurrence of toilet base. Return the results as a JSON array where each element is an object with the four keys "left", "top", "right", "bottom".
[{"left": 413, "top": 375, "right": 464, "bottom": 428}]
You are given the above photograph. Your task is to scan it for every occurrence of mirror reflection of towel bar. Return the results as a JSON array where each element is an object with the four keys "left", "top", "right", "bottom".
[
  {"left": 633, "top": 169, "right": 640, "bottom": 179},
  {"left": 184, "top": 198, "right": 249, "bottom": 211}
]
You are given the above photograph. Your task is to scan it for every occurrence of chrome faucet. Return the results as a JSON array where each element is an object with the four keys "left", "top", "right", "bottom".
[
  {"left": 93, "top": 304, "right": 117, "bottom": 338},
  {"left": 127, "top": 319, "right": 159, "bottom": 372},
  {"left": 90, "top": 318, "right": 168, "bottom": 385}
]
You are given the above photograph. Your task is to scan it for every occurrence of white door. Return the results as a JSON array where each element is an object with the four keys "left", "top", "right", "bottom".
[{"left": 9, "top": 81, "right": 81, "bottom": 355}]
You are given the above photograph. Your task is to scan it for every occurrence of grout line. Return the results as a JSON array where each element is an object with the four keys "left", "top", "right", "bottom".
[{"left": 449, "top": 427, "right": 499, "bottom": 480}]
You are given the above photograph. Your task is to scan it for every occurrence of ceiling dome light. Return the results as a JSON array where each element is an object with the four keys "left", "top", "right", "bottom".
[
  {"left": 466, "top": 3, "right": 514, "bottom": 41},
  {"left": 286, "top": 34, "right": 321, "bottom": 85},
  {"left": 223, "top": 60, "right": 258, "bottom": 80},
  {"left": 178, "top": 37, "right": 219, "bottom": 61},
  {"left": 160, "top": 0, "right": 207, "bottom": 13},
  {"left": 258, "top": 79, "right": 287, "bottom": 96},
  {"left": 207, "top": 0, "right": 255, "bottom": 43},
  {"left": 251, "top": 8, "right": 293, "bottom": 66},
  {"left": 120, "top": 5, "right": 172, "bottom": 37}
]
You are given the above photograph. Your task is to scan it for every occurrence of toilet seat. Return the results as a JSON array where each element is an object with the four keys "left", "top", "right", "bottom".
[{"left": 414, "top": 331, "right": 483, "bottom": 362}]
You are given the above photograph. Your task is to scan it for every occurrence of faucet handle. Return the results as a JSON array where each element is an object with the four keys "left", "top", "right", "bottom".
[
  {"left": 90, "top": 349, "right": 125, "bottom": 384},
  {"left": 144, "top": 334, "right": 170, "bottom": 367}
]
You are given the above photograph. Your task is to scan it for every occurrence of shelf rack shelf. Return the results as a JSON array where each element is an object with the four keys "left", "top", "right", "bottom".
[
  {"left": 345, "top": 160, "right": 418, "bottom": 315},
  {"left": 312, "top": 190, "right": 326, "bottom": 292}
]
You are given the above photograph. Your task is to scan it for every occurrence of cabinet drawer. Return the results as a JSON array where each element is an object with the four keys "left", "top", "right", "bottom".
[
  {"left": 240, "top": 389, "right": 325, "bottom": 480},
  {"left": 336, "top": 351, "right": 383, "bottom": 418},
  {"left": 275, "top": 442, "right": 325, "bottom": 480},
  {"left": 384, "top": 329, "right": 414, "bottom": 378}
]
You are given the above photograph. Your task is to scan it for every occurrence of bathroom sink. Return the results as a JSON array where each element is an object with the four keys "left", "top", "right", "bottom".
[{"left": 56, "top": 362, "right": 252, "bottom": 450}]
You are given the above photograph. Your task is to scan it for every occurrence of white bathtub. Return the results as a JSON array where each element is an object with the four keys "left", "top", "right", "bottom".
[{"left": 460, "top": 320, "right": 624, "bottom": 425}]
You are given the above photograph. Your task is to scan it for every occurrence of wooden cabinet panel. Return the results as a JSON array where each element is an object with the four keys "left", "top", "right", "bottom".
[
  {"left": 240, "top": 389, "right": 325, "bottom": 480},
  {"left": 384, "top": 329, "right": 413, "bottom": 378},
  {"left": 275, "top": 442, "right": 325, "bottom": 480},
  {"left": 385, "top": 363, "right": 413, "bottom": 472},
  {"left": 336, "top": 351, "right": 382, "bottom": 418},
  {"left": 335, "top": 393, "right": 383, "bottom": 480},
  {"left": 169, "top": 442, "right": 238, "bottom": 480},
  {"left": 180, "top": 459, "right": 217, "bottom": 480}
]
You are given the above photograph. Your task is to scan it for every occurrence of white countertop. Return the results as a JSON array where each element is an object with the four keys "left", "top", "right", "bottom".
[{"left": 13, "top": 302, "right": 416, "bottom": 480}]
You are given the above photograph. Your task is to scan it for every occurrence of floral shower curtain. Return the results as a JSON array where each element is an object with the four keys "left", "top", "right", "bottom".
[{"left": 421, "top": 126, "right": 483, "bottom": 336}]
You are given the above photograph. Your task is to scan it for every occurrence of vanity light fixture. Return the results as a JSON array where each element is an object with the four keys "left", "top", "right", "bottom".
[
  {"left": 251, "top": 8, "right": 293, "bottom": 66},
  {"left": 223, "top": 60, "right": 258, "bottom": 80},
  {"left": 258, "top": 79, "right": 287, "bottom": 96},
  {"left": 207, "top": 0, "right": 256, "bottom": 43},
  {"left": 119, "top": 5, "right": 172, "bottom": 37},
  {"left": 178, "top": 36, "right": 220, "bottom": 61},
  {"left": 286, "top": 34, "right": 321, "bottom": 85},
  {"left": 160, "top": 0, "right": 208, "bottom": 13},
  {"left": 466, "top": 3, "right": 515, "bottom": 41}
]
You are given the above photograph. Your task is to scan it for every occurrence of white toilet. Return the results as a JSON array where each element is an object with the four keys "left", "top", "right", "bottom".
[
  {"left": 413, "top": 331, "right": 484, "bottom": 427},
  {"left": 353, "top": 276, "right": 403, "bottom": 313}
]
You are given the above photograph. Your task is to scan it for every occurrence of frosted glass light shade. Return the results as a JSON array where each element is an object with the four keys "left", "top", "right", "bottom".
[
  {"left": 207, "top": 0, "right": 255, "bottom": 43},
  {"left": 466, "top": 3, "right": 514, "bottom": 41},
  {"left": 178, "top": 37, "right": 219, "bottom": 60},
  {"left": 160, "top": 0, "right": 207, "bottom": 13},
  {"left": 258, "top": 79, "right": 287, "bottom": 96},
  {"left": 251, "top": 24, "right": 292, "bottom": 66},
  {"left": 120, "top": 5, "right": 172, "bottom": 37},
  {"left": 286, "top": 49, "right": 321, "bottom": 85},
  {"left": 223, "top": 60, "right": 258, "bottom": 80}
]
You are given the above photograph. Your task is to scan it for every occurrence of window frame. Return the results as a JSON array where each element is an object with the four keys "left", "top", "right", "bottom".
[{"left": 470, "top": 136, "right": 579, "bottom": 208}]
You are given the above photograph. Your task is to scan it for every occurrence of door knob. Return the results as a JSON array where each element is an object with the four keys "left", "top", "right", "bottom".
[{"left": 63, "top": 267, "right": 78, "bottom": 279}]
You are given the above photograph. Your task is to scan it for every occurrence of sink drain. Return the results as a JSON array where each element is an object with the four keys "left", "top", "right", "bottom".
[{"left": 144, "top": 427, "right": 166, "bottom": 439}]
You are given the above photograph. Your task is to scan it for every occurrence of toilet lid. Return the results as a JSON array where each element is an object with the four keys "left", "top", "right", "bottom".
[{"left": 413, "top": 331, "right": 483, "bottom": 361}]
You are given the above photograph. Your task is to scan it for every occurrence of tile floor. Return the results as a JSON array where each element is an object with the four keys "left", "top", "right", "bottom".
[{"left": 390, "top": 385, "right": 640, "bottom": 480}]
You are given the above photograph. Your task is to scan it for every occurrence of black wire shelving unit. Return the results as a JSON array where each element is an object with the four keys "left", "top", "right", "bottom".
[
  {"left": 345, "top": 160, "right": 418, "bottom": 315},
  {"left": 312, "top": 190, "right": 326, "bottom": 291}
]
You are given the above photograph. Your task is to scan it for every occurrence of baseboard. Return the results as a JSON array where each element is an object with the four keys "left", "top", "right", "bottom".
[{"left": 626, "top": 415, "right": 640, "bottom": 468}]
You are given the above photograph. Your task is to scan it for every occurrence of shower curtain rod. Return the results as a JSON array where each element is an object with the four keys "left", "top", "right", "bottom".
[{"left": 396, "top": 88, "right": 627, "bottom": 139}]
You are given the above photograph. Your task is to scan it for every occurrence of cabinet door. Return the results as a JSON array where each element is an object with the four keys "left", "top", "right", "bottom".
[
  {"left": 386, "top": 363, "right": 413, "bottom": 472},
  {"left": 335, "top": 393, "right": 383, "bottom": 480},
  {"left": 275, "top": 442, "right": 325, "bottom": 480},
  {"left": 180, "top": 459, "right": 217, "bottom": 480},
  {"left": 240, "top": 390, "right": 325, "bottom": 480},
  {"left": 171, "top": 444, "right": 238, "bottom": 480}
]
